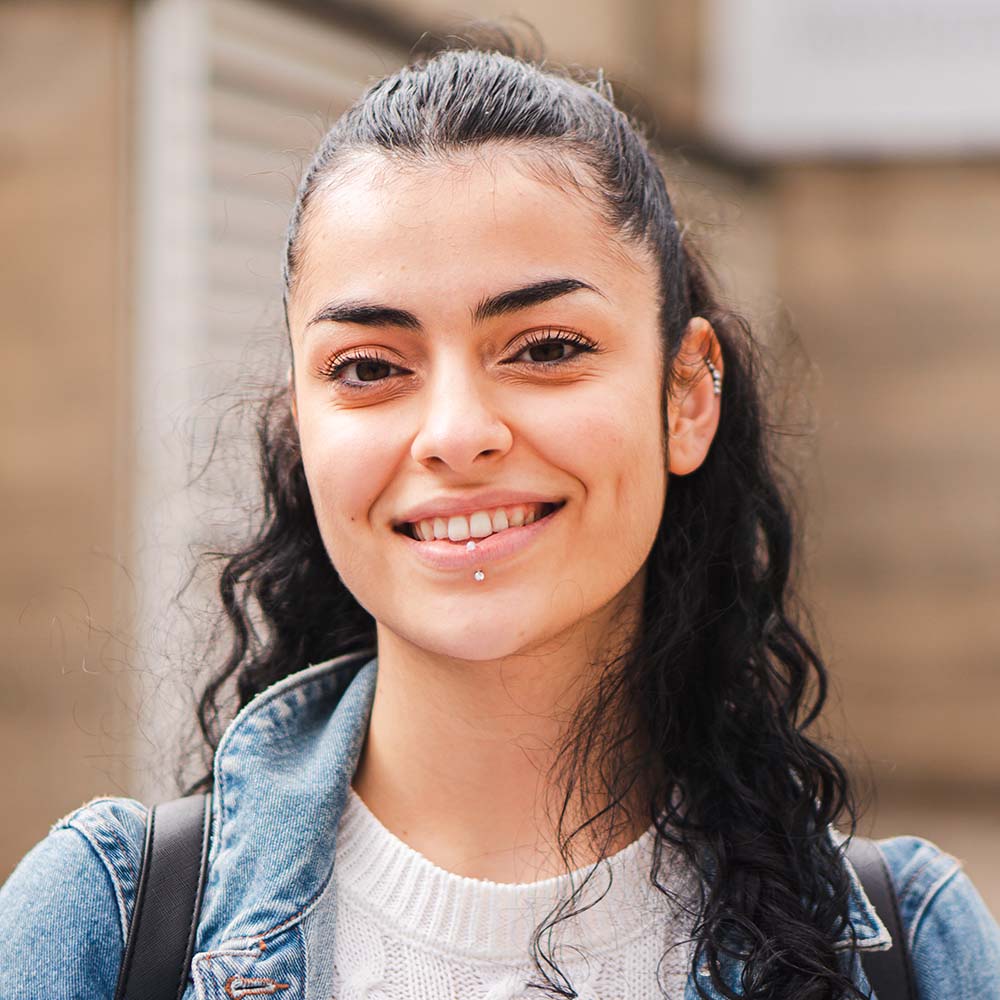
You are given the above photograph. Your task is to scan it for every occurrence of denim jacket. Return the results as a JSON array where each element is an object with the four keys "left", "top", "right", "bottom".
[{"left": 3, "top": 649, "right": 999, "bottom": 999}]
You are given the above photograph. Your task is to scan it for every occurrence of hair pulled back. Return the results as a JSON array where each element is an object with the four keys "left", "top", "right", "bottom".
[{"left": 192, "top": 36, "right": 863, "bottom": 1000}]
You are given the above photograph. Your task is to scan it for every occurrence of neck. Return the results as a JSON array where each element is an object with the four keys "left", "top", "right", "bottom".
[{"left": 352, "top": 578, "right": 648, "bottom": 883}]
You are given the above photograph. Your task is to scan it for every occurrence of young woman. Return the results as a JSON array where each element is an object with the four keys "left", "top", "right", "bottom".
[{"left": 3, "top": 41, "right": 999, "bottom": 1000}]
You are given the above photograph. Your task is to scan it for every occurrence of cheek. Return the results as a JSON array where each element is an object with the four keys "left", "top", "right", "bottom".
[
  {"left": 296, "top": 406, "right": 400, "bottom": 544},
  {"left": 554, "top": 390, "right": 665, "bottom": 503},
  {"left": 531, "top": 387, "right": 665, "bottom": 577}
]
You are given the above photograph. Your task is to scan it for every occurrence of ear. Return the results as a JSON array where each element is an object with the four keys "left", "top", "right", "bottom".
[
  {"left": 666, "top": 317, "right": 723, "bottom": 476},
  {"left": 288, "top": 364, "right": 298, "bottom": 428}
]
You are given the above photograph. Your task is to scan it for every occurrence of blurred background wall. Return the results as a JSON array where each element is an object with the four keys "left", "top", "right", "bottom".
[{"left": 2, "top": 0, "right": 997, "bottom": 914}]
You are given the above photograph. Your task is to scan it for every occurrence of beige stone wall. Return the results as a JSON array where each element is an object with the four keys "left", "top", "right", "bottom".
[
  {"left": 771, "top": 164, "right": 1000, "bottom": 784},
  {"left": 366, "top": 0, "right": 646, "bottom": 76},
  {"left": 0, "top": 1, "right": 134, "bottom": 881},
  {"left": 769, "top": 165, "right": 1000, "bottom": 912}
]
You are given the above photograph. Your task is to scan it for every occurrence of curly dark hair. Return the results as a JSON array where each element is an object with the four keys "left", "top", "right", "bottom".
[{"left": 187, "top": 35, "right": 864, "bottom": 1000}]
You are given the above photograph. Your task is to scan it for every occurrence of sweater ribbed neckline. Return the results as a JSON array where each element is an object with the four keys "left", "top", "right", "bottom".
[{"left": 333, "top": 786, "right": 683, "bottom": 963}]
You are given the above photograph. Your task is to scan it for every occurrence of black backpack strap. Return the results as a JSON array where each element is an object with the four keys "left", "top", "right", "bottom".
[
  {"left": 114, "top": 794, "right": 212, "bottom": 1000},
  {"left": 846, "top": 836, "right": 918, "bottom": 1000}
]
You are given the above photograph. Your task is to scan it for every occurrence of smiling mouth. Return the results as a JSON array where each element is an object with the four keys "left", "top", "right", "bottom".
[{"left": 394, "top": 501, "right": 565, "bottom": 542}]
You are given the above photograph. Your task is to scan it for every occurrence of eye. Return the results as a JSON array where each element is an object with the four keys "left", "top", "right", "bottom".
[
  {"left": 316, "top": 351, "right": 408, "bottom": 389},
  {"left": 504, "top": 329, "right": 597, "bottom": 366}
]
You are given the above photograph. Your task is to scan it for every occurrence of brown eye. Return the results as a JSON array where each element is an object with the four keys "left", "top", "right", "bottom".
[
  {"left": 318, "top": 351, "right": 409, "bottom": 390},
  {"left": 527, "top": 341, "right": 570, "bottom": 363},
  {"left": 506, "top": 330, "right": 597, "bottom": 366},
  {"left": 352, "top": 359, "right": 393, "bottom": 382}
]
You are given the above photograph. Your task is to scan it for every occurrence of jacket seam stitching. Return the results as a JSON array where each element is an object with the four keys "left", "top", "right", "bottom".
[
  {"left": 906, "top": 860, "right": 962, "bottom": 954},
  {"left": 62, "top": 822, "right": 131, "bottom": 945},
  {"left": 213, "top": 653, "right": 372, "bottom": 773},
  {"left": 192, "top": 948, "right": 260, "bottom": 999},
  {"left": 898, "top": 850, "right": 947, "bottom": 901},
  {"left": 299, "top": 921, "right": 309, "bottom": 993},
  {"left": 213, "top": 674, "right": 339, "bottom": 866},
  {"left": 840, "top": 851, "right": 892, "bottom": 949},
  {"left": 226, "top": 871, "right": 335, "bottom": 946},
  {"left": 54, "top": 797, "right": 146, "bottom": 832},
  {"left": 75, "top": 817, "right": 141, "bottom": 891},
  {"left": 212, "top": 654, "right": 373, "bottom": 867}
]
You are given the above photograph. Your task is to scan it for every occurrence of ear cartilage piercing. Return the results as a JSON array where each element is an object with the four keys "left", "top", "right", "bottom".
[
  {"left": 466, "top": 540, "right": 477, "bottom": 551},
  {"left": 474, "top": 570, "right": 485, "bottom": 582},
  {"left": 705, "top": 357, "right": 722, "bottom": 396}
]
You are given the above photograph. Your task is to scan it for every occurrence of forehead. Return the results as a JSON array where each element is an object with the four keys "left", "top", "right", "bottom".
[{"left": 286, "top": 149, "right": 658, "bottom": 332}]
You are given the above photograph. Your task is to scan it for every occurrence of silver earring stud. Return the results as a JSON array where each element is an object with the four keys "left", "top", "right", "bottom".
[{"left": 705, "top": 357, "right": 722, "bottom": 396}]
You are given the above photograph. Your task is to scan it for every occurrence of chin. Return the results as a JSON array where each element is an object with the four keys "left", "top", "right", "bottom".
[
  {"left": 382, "top": 606, "right": 558, "bottom": 663},
  {"left": 417, "top": 624, "right": 537, "bottom": 662}
]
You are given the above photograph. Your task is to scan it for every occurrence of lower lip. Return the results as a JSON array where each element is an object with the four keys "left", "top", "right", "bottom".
[{"left": 395, "top": 505, "right": 564, "bottom": 571}]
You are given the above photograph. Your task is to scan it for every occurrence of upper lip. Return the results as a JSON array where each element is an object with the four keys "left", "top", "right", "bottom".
[{"left": 392, "top": 490, "right": 564, "bottom": 528}]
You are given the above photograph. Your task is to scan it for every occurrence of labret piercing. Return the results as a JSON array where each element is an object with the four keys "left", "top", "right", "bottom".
[{"left": 466, "top": 540, "right": 486, "bottom": 582}]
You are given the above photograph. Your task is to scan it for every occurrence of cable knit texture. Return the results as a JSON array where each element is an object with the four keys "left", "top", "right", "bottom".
[{"left": 329, "top": 787, "right": 696, "bottom": 999}]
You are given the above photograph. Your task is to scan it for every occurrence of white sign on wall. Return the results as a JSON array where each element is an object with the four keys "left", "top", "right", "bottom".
[{"left": 705, "top": 0, "right": 1000, "bottom": 156}]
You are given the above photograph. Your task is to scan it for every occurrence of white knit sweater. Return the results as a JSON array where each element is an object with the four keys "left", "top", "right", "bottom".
[{"left": 329, "top": 787, "right": 696, "bottom": 999}]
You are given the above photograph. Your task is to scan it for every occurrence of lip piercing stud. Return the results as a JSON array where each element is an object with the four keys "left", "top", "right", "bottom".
[
  {"left": 474, "top": 570, "right": 485, "bottom": 582},
  {"left": 466, "top": 540, "right": 476, "bottom": 551},
  {"left": 705, "top": 357, "right": 722, "bottom": 396}
]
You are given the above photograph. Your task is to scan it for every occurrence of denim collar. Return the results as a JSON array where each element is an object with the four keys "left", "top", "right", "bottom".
[{"left": 194, "top": 651, "right": 890, "bottom": 962}]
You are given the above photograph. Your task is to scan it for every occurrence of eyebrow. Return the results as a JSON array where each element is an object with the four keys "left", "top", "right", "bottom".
[
  {"left": 306, "top": 301, "right": 421, "bottom": 331},
  {"left": 306, "top": 277, "right": 602, "bottom": 332},
  {"left": 472, "top": 277, "right": 601, "bottom": 323}
]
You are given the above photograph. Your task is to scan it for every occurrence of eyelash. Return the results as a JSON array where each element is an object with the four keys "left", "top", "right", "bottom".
[{"left": 316, "top": 329, "right": 597, "bottom": 390}]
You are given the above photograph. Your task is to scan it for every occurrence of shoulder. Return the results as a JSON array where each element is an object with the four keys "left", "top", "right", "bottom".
[
  {"left": 53, "top": 796, "right": 149, "bottom": 931},
  {"left": 0, "top": 796, "right": 148, "bottom": 997},
  {"left": 876, "top": 835, "right": 1000, "bottom": 998}
]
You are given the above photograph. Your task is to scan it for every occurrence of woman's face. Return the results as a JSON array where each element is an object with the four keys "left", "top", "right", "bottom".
[{"left": 287, "top": 151, "right": 668, "bottom": 662}]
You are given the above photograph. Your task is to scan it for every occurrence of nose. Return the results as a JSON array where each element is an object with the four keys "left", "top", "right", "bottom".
[{"left": 409, "top": 361, "right": 513, "bottom": 473}]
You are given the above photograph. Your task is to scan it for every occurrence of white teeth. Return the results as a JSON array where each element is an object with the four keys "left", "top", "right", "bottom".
[
  {"left": 469, "top": 511, "right": 493, "bottom": 537},
  {"left": 447, "top": 516, "right": 470, "bottom": 541},
  {"left": 407, "top": 502, "right": 557, "bottom": 542}
]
